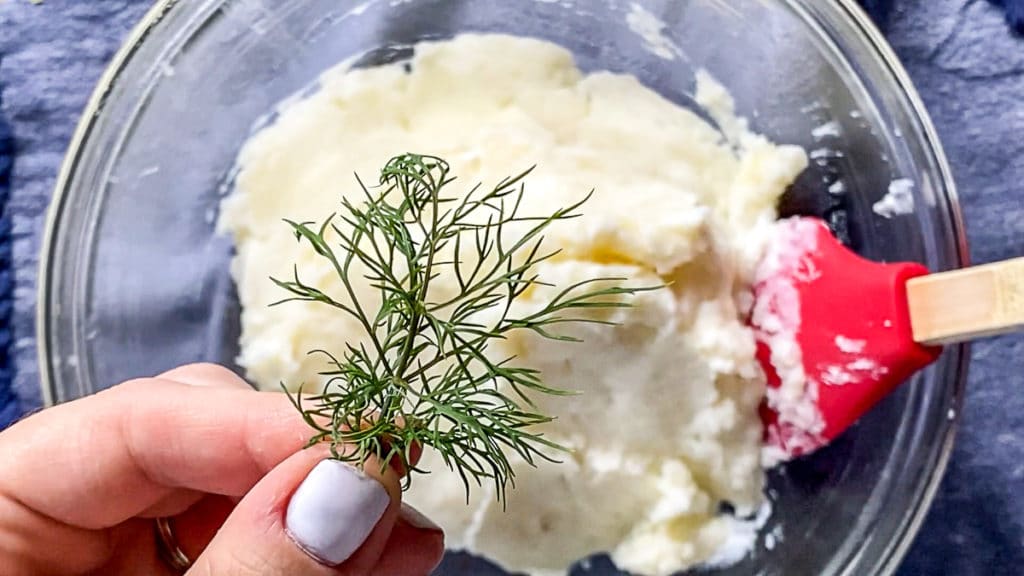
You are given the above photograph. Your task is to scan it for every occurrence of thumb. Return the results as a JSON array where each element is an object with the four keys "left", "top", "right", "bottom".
[{"left": 188, "top": 447, "right": 401, "bottom": 575}]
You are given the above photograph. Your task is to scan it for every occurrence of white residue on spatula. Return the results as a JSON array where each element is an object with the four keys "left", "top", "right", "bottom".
[
  {"left": 754, "top": 219, "right": 827, "bottom": 465},
  {"left": 834, "top": 335, "right": 866, "bottom": 354},
  {"left": 872, "top": 178, "right": 915, "bottom": 218}
]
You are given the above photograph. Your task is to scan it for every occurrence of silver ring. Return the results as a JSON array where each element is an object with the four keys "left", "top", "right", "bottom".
[{"left": 154, "top": 517, "right": 193, "bottom": 573}]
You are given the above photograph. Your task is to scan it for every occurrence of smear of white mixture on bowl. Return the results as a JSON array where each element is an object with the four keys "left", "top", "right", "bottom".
[
  {"left": 872, "top": 178, "right": 916, "bottom": 219},
  {"left": 219, "top": 34, "right": 807, "bottom": 576}
]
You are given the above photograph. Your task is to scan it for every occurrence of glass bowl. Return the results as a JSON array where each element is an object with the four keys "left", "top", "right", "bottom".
[{"left": 38, "top": 1, "right": 968, "bottom": 574}]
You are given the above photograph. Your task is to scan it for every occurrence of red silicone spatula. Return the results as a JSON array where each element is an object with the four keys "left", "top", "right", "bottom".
[{"left": 753, "top": 217, "right": 1023, "bottom": 462}]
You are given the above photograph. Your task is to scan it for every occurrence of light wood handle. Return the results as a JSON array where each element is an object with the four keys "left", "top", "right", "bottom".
[{"left": 907, "top": 258, "right": 1024, "bottom": 345}]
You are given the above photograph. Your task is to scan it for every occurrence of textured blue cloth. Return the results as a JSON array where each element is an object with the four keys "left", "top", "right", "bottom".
[
  {"left": 0, "top": 59, "right": 14, "bottom": 430},
  {"left": 992, "top": 0, "right": 1024, "bottom": 32},
  {"left": 862, "top": 0, "right": 1024, "bottom": 31},
  {"left": 860, "top": 0, "right": 895, "bottom": 23},
  {"left": 2, "top": 1, "right": 1024, "bottom": 575}
]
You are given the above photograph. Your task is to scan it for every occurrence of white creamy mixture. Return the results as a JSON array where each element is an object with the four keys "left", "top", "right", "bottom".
[
  {"left": 220, "top": 34, "right": 806, "bottom": 576},
  {"left": 751, "top": 218, "right": 825, "bottom": 463},
  {"left": 872, "top": 178, "right": 916, "bottom": 219}
]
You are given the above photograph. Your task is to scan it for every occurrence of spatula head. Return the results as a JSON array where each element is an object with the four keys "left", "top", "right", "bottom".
[{"left": 752, "top": 217, "right": 942, "bottom": 463}]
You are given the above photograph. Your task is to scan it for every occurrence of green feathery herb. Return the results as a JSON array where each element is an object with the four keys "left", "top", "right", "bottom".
[{"left": 273, "top": 153, "right": 649, "bottom": 504}]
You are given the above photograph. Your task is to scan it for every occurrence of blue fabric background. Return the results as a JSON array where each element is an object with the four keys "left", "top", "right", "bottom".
[
  {"left": 2, "top": 0, "right": 1024, "bottom": 574},
  {"left": 992, "top": 0, "right": 1024, "bottom": 31},
  {"left": 0, "top": 58, "right": 14, "bottom": 429}
]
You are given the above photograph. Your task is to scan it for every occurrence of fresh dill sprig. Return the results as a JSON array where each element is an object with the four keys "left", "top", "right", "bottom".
[{"left": 273, "top": 153, "right": 651, "bottom": 504}]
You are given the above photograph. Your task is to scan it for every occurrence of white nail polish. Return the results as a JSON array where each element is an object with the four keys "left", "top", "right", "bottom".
[
  {"left": 400, "top": 502, "right": 443, "bottom": 532},
  {"left": 286, "top": 460, "right": 390, "bottom": 566}
]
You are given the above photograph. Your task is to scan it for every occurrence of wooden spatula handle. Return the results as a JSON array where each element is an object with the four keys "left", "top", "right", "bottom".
[{"left": 907, "top": 258, "right": 1024, "bottom": 345}]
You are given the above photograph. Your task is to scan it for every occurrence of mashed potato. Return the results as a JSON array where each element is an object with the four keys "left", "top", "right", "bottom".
[{"left": 220, "top": 34, "right": 806, "bottom": 576}]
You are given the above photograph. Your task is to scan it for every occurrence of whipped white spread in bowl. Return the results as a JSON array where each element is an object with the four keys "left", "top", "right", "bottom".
[{"left": 219, "top": 34, "right": 807, "bottom": 576}]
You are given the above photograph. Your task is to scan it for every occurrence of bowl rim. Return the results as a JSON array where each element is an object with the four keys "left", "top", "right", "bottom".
[
  {"left": 36, "top": 0, "right": 970, "bottom": 574},
  {"left": 824, "top": 2, "right": 970, "bottom": 574}
]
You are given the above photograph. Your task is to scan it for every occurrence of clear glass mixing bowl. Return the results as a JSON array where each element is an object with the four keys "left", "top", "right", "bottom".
[{"left": 38, "top": 1, "right": 968, "bottom": 574}]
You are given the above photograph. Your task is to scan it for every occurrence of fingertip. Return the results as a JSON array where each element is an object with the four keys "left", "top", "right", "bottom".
[
  {"left": 371, "top": 504, "right": 446, "bottom": 576},
  {"left": 398, "top": 503, "right": 442, "bottom": 533},
  {"left": 158, "top": 363, "right": 253, "bottom": 390},
  {"left": 285, "top": 459, "right": 395, "bottom": 568},
  {"left": 334, "top": 455, "right": 405, "bottom": 570},
  {"left": 408, "top": 442, "right": 424, "bottom": 469},
  {"left": 386, "top": 442, "right": 423, "bottom": 478},
  {"left": 191, "top": 447, "right": 405, "bottom": 575}
]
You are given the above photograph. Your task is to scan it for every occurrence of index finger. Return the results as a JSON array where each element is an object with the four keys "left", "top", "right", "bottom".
[{"left": 0, "top": 378, "right": 309, "bottom": 529}]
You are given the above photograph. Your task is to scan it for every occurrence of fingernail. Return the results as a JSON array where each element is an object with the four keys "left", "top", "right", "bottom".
[
  {"left": 286, "top": 460, "right": 390, "bottom": 566},
  {"left": 399, "top": 503, "right": 443, "bottom": 532}
]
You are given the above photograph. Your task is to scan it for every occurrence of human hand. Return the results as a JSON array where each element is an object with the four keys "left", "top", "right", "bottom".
[{"left": 0, "top": 364, "right": 445, "bottom": 575}]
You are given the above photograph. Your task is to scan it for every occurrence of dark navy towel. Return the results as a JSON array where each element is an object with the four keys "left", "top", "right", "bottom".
[
  {"left": 863, "top": 0, "right": 1024, "bottom": 32},
  {"left": 0, "top": 61, "right": 15, "bottom": 430},
  {"left": 860, "top": 0, "right": 894, "bottom": 23},
  {"left": 995, "top": 0, "right": 1024, "bottom": 32}
]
